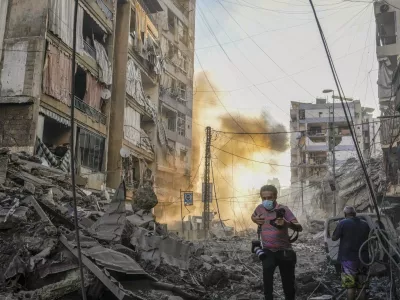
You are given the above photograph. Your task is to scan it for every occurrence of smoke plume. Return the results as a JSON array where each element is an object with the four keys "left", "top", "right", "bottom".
[{"left": 188, "top": 72, "right": 289, "bottom": 231}]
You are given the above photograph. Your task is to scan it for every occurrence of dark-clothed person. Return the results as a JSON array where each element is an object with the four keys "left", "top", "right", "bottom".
[
  {"left": 251, "top": 185, "right": 302, "bottom": 300},
  {"left": 332, "top": 206, "right": 370, "bottom": 300}
]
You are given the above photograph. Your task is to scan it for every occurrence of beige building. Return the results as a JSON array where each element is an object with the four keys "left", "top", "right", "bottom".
[{"left": 0, "top": 0, "right": 196, "bottom": 210}]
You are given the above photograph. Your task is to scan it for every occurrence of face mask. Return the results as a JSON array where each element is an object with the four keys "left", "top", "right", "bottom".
[{"left": 262, "top": 200, "right": 275, "bottom": 210}]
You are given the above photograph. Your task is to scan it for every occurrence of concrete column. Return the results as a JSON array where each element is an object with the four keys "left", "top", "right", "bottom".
[{"left": 107, "top": 2, "right": 131, "bottom": 189}]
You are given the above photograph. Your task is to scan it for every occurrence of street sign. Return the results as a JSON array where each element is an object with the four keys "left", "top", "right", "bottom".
[
  {"left": 201, "top": 183, "right": 213, "bottom": 203},
  {"left": 183, "top": 192, "right": 193, "bottom": 206}
]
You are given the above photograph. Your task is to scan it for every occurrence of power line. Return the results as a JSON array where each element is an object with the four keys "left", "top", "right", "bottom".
[
  {"left": 219, "top": 0, "right": 364, "bottom": 15},
  {"left": 308, "top": 0, "right": 381, "bottom": 221},
  {"left": 69, "top": 0, "right": 86, "bottom": 298},
  {"left": 211, "top": 145, "right": 292, "bottom": 167}
]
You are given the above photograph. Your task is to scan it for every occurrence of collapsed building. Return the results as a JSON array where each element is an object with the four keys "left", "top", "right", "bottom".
[
  {"left": 0, "top": 0, "right": 196, "bottom": 223},
  {"left": 289, "top": 98, "right": 381, "bottom": 217}
]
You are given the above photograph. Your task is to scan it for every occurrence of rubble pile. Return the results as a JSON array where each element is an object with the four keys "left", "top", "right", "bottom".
[
  {"left": 0, "top": 149, "right": 200, "bottom": 300},
  {"left": 0, "top": 149, "right": 393, "bottom": 300}
]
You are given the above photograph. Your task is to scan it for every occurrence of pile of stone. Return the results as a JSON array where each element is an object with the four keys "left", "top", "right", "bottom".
[{"left": 0, "top": 149, "right": 200, "bottom": 300}]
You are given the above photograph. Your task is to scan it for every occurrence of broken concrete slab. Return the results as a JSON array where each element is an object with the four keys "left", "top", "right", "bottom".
[
  {"left": 130, "top": 227, "right": 192, "bottom": 270},
  {"left": 8, "top": 169, "right": 53, "bottom": 187},
  {"left": 23, "top": 181, "right": 35, "bottom": 194},
  {"left": 0, "top": 206, "right": 29, "bottom": 229},
  {"left": 84, "top": 245, "right": 146, "bottom": 275},
  {"left": 126, "top": 209, "right": 154, "bottom": 227},
  {"left": 88, "top": 181, "right": 126, "bottom": 242}
]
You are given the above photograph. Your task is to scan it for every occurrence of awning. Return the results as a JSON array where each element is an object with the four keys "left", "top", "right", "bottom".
[
  {"left": 142, "top": 0, "right": 163, "bottom": 13},
  {"left": 39, "top": 106, "right": 71, "bottom": 127}
]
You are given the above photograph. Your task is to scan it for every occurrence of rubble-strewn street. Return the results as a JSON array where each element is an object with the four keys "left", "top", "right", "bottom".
[{"left": 0, "top": 149, "right": 395, "bottom": 300}]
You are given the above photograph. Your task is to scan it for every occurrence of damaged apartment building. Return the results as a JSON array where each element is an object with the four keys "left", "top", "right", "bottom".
[
  {"left": 374, "top": 0, "right": 400, "bottom": 199},
  {"left": 0, "top": 0, "right": 115, "bottom": 190},
  {"left": 154, "top": 0, "right": 195, "bottom": 218},
  {"left": 107, "top": 0, "right": 196, "bottom": 210},
  {"left": 0, "top": 0, "right": 196, "bottom": 210},
  {"left": 290, "top": 98, "right": 380, "bottom": 189}
]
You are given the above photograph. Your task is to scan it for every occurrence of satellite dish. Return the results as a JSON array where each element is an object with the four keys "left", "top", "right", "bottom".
[
  {"left": 101, "top": 88, "right": 111, "bottom": 100},
  {"left": 120, "top": 147, "right": 130, "bottom": 158}
]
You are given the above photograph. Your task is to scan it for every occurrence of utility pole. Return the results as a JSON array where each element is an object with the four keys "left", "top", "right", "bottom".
[
  {"left": 301, "top": 178, "right": 304, "bottom": 214},
  {"left": 203, "top": 126, "right": 212, "bottom": 237},
  {"left": 328, "top": 98, "right": 337, "bottom": 217}
]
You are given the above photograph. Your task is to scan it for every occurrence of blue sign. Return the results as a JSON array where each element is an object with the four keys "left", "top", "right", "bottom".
[{"left": 184, "top": 192, "right": 193, "bottom": 206}]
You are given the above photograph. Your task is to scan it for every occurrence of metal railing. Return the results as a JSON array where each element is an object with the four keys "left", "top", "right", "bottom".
[
  {"left": 96, "top": 0, "right": 113, "bottom": 20},
  {"left": 74, "top": 96, "right": 106, "bottom": 125},
  {"left": 123, "top": 124, "right": 154, "bottom": 153},
  {"left": 83, "top": 40, "right": 96, "bottom": 59}
]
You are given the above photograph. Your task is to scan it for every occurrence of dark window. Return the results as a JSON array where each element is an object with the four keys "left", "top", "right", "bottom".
[
  {"left": 78, "top": 128, "right": 105, "bottom": 171},
  {"left": 376, "top": 11, "right": 396, "bottom": 46},
  {"left": 178, "top": 20, "right": 188, "bottom": 45},
  {"left": 168, "top": 9, "right": 175, "bottom": 34},
  {"left": 299, "top": 109, "right": 305, "bottom": 120},
  {"left": 75, "top": 66, "right": 86, "bottom": 100}
]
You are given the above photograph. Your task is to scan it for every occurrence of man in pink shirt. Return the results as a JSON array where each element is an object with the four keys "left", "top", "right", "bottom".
[{"left": 251, "top": 185, "right": 302, "bottom": 300}]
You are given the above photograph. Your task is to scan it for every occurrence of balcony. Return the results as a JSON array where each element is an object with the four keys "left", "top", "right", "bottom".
[
  {"left": 96, "top": 0, "right": 113, "bottom": 20},
  {"left": 74, "top": 96, "right": 106, "bottom": 125},
  {"left": 137, "top": 0, "right": 163, "bottom": 26}
]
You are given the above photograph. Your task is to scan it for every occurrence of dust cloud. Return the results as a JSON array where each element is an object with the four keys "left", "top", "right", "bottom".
[{"left": 186, "top": 71, "right": 289, "bottom": 231}]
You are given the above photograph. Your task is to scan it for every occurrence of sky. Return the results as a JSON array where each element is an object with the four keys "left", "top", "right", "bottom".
[{"left": 192, "top": 0, "right": 378, "bottom": 188}]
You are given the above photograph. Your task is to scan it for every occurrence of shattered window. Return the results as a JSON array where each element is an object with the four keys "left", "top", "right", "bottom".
[
  {"left": 177, "top": 112, "right": 186, "bottom": 137},
  {"left": 79, "top": 128, "right": 105, "bottom": 171},
  {"left": 178, "top": 81, "right": 187, "bottom": 102},
  {"left": 299, "top": 109, "right": 305, "bottom": 120}
]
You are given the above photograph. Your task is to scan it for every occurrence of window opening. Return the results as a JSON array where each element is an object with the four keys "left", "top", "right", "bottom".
[
  {"left": 376, "top": 11, "right": 397, "bottom": 46},
  {"left": 177, "top": 112, "right": 186, "bottom": 137},
  {"left": 75, "top": 66, "right": 87, "bottom": 101},
  {"left": 78, "top": 127, "right": 105, "bottom": 171},
  {"left": 168, "top": 9, "right": 175, "bottom": 35}
]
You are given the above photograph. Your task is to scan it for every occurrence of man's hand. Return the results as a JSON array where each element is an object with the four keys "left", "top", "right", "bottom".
[
  {"left": 288, "top": 221, "right": 303, "bottom": 232},
  {"left": 251, "top": 214, "right": 265, "bottom": 225}
]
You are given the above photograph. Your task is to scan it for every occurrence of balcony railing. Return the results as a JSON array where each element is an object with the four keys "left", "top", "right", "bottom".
[
  {"left": 96, "top": 0, "right": 113, "bottom": 20},
  {"left": 83, "top": 40, "right": 96, "bottom": 59},
  {"left": 74, "top": 96, "right": 106, "bottom": 125}
]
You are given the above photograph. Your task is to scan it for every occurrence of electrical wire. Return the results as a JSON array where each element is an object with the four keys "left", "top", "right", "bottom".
[
  {"left": 69, "top": 0, "right": 87, "bottom": 298},
  {"left": 308, "top": 0, "right": 381, "bottom": 222}
]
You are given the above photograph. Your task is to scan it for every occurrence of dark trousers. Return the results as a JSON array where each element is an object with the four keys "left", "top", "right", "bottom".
[{"left": 262, "top": 249, "right": 297, "bottom": 300}]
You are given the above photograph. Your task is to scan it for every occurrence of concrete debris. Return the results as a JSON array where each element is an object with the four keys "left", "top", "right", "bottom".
[
  {"left": 133, "top": 183, "right": 158, "bottom": 212},
  {"left": 0, "top": 149, "right": 394, "bottom": 300},
  {"left": 0, "top": 150, "right": 200, "bottom": 300}
]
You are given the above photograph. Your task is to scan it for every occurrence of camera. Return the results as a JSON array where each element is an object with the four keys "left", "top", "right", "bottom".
[
  {"left": 270, "top": 207, "right": 286, "bottom": 229},
  {"left": 251, "top": 240, "right": 266, "bottom": 260}
]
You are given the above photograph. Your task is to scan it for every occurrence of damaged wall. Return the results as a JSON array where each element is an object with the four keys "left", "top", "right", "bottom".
[
  {"left": 0, "top": 104, "right": 38, "bottom": 152},
  {"left": 0, "top": 0, "right": 49, "bottom": 153}
]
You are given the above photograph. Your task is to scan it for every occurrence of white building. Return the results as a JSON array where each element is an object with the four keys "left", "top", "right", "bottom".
[{"left": 290, "top": 98, "right": 379, "bottom": 186}]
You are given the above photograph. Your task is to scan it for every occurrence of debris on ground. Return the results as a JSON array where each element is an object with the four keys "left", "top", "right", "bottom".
[{"left": 0, "top": 149, "right": 393, "bottom": 299}]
